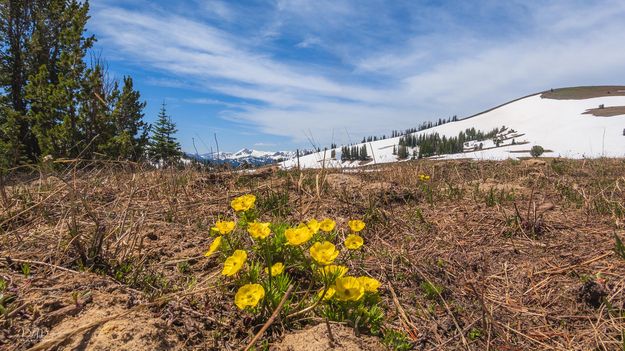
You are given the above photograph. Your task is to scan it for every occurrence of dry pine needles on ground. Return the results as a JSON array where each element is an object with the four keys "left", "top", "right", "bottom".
[{"left": 1, "top": 158, "right": 625, "bottom": 350}]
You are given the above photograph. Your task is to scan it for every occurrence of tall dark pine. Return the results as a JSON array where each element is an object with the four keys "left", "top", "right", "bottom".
[
  {"left": 148, "top": 103, "right": 181, "bottom": 166},
  {"left": 109, "top": 76, "right": 148, "bottom": 160},
  {"left": 0, "top": 0, "right": 35, "bottom": 165}
]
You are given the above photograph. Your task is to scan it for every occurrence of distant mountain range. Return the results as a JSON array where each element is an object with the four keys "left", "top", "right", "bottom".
[{"left": 185, "top": 148, "right": 302, "bottom": 167}]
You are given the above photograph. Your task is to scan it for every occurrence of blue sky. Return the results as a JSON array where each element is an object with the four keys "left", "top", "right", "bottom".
[{"left": 89, "top": 0, "right": 625, "bottom": 153}]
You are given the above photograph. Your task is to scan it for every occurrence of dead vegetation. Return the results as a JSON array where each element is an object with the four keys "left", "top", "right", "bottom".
[
  {"left": 583, "top": 106, "right": 625, "bottom": 117},
  {"left": 1, "top": 158, "right": 625, "bottom": 350},
  {"left": 541, "top": 85, "right": 625, "bottom": 100}
]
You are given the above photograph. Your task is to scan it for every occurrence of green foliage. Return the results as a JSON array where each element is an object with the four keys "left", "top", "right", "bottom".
[
  {"left": 530, "top": 145, "right": 545, "bottom": 158},
  {"left": 468, "top": 327, "right": 483, "bottom": 340},
  {"left": 148, "top": 103, "right": 181, "bottom": 166},
  {"left": 21, "top": 263, "right": 30, "bottom": 278},
  {"left": 420, "top": 280, "right": 444, "bottom": 300},
  {"left": 1, "top": 0, "right": 148, "bottom": 166},
  {"left": 383, "top": 329, "right": 414, "bottom": 351},
  {"left": 257, "top": 189, "right": 291, "bottom": 218}
]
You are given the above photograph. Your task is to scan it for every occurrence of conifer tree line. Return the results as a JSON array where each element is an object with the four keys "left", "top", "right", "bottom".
[
  {"left": 340, "top": 144, "right": 368, "bottom": 161},
  {"left": 0, "top": 0, "right": 181, "bottom": 169},
  {"left": 327, "top": 115, "right": 460, "bottom": 154},
  {"left": 397, "top": 126, "right": 502, "bottom": 159}
]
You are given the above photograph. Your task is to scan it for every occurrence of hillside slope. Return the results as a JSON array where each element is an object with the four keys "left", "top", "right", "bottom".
[{"left": 282, "top": 88, "right": 625, "bottom": 169}]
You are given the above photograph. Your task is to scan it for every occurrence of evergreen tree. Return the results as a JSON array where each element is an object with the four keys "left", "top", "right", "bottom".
[
  {"left": 1, "top": 0, "right": 148, "bottom": 166},
  {"left": 0, "top": 0, "right": 36, "bottom": 164},
  {"left": 25, "top": 0, "right": 94, "bottom": 158},
  {"left": 359, "top": 144, "right": 368, "bottom": 160},
  {"left": 109, "top": 76, "right": 148, "bottom": 160},
  {"left": 148, "top": 103, "right": 181, "bottom": 165}
]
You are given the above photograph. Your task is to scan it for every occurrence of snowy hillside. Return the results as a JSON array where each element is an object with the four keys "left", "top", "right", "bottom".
[{"left": 282, "top": 91, "right": 625, "bottom": 169}]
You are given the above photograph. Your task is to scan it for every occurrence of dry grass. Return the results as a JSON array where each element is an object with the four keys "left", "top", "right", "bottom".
[
  {"left": 541, "top": 86, "right": 625, "bottom": 100},
  {"left": 583, "top": 106, "right": 625, "bottom": 117},
  {"left": 1, "top": 158, "right": 625, "bottom": 350}
]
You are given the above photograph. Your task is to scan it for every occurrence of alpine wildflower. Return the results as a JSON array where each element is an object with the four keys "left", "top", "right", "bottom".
[
  {"left": 317, "top": 286, "right": 336, "bottom": 300},
  {"left": 307, "top": 219, "right": 321, "bottom": 234},
  {"left": 309, "top": 241, "right": 339, "bottom": 265},
  {"left": 319, "top": 218, "right": 336, "bottom": 232},
  {"left": 357, "top": 276, "right": 381, "bottom": 292},
  {"left": 213, "top": 220, "right": 235, "bottom": 235},
  {"left": 231, "top": 194, "right": 256, "bottom": 212},
  {"left": 222, "top": 250, "right": 247, "bottom": 276},
  {"left": 334, "top": 277, "right": 365, "bottom": 301},
  {"left": 264, "top": 262, "right": 284, "bottom": 276},
  {"left": 348, "top": 220, "right": 366, "bottom": 232},
  {"left": 247, "top": 222, "right": 271, "bottom": 240},
  {"left": 418, "top": 174, "right": 431, "bottom": 181},
  {"left": 204, "top": 236, "right": 222, "bottom": 257},
  {"left": 285, "top": 226, "right": 313, "bottom": 246},
  {"left": 344, "top": 234, "right": 364, "bottom": 250},
  {"left": 234, "top": 283, "right": 265, "bottom": 310}
]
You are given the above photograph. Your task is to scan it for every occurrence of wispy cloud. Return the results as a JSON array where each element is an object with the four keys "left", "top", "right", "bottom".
[{"left": 91, "top": 0, "right": 625, "bottom": 148}]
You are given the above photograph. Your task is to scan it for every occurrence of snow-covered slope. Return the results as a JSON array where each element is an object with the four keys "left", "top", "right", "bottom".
[{"left": 282, "top": 93, "right": 625, "bottom": 169}]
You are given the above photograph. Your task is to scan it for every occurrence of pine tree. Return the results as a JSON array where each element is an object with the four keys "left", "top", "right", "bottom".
[
  {"left": 148, "top": 103, "right": 181, "bottom": 166},
  {"left": 25, "top": 0, "right": 94, "bottom": 158},
  {"left": 0, "top": 0, "right": 36, "bottom": 165},
  {"left": 109, "top": 76, "right": 148, "bottom": 160},
  {"left": 359, "top": 144, "right": 368, "bottom": 160},
  {"left": 78, "top": 63, "right": 112, "bottom": 157}
]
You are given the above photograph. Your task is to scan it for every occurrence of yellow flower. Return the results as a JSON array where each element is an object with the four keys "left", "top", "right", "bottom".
[
  {"left": 204, "top": 236, "right": 222, "bottom": 257},
  {"left": 317, "top": 286, "right": 336, "bottom": 301},
  {"left": 285, "top": 226, "right": 313, "bottom": 246},
  {"left": 319, "top": 218, "right": 336, "bottom": 232},
  {"left": 247, "top": 222, "right": 271, "bottom": 240},
  {"left": 357, "top": 276, "right": 381, "bottom": 292},
  {"left": 222, "top": 250, "right": 247, "bottom": 276},
  {"left": 230, "top": 194, "right": 256, "bottom": 212},
  {"left": 213, "top": 220, "right": 235, "bottom": 235},
  {"left": 348, "top": 220, "right": 366, "bottom": 232},
  {"left": 234, "top": 283, "right": 265, "bottom": 310},
  {"left": 307, "top": 219, "right": 321, "bottom": 234},
  {"left": 264, "top": 262, "right": 284, "bottom": 276},
  {"left": 309, "top": 241, "right": 339, "bottom": 265},
  {"left": 418, "top": 174, "right": 431, "bottom": 181},
  {"left": 318, "top": 265, "right": 349, "bottom": 279},
  {"left": 344, "top": 234, "right": 364, "bottom": 250},
  {"left": 334, "top": 277, "right": 365, "bottom": 301}
]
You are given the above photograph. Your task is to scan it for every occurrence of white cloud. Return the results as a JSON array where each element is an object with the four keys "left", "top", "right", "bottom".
[{"left": 91, "top": 1, "right": 625, "bottom": 147}]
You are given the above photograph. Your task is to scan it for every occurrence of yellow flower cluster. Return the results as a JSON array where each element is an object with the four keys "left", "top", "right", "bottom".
[
  {"left": 418, "top": 173, "right": 431, "bottom": 181},
  {"left": 231, "top": 194, "right": 256, "bottom": 212},
  {"left": 331, "top": 276, "right": 381, "bottom": 301},
  {"left": 205, "top": 196, "right": 380, "bottom": 311}
]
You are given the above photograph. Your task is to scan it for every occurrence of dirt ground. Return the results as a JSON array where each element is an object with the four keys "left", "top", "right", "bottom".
[{"left": 1, "top": 158, "right": 625, "bottom": 350}]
